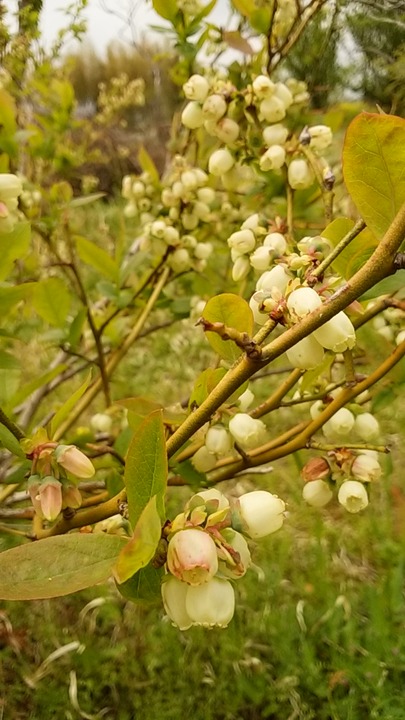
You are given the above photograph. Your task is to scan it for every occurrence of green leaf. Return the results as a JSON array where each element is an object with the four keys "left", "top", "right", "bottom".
[
  {"left": 361, "top": 273, "right": 405, "bottom": 301},
  {"left": 117, "top": 397, "right": 186, "bottom": 426},
  {"left": 74, "top": 235, "right": 119, "bottom": 283},
  {"left": 0, "top": 222, "right": 30, "bottom": 281},
  {"left": 116, "top": 565, "right": 163, "bottom": 603},
  {"left": 114, "top": 495, "right": 162, "bottom": 584},
  {"left": 0, "top": 350, "right": 20, "bottom": 370},
  {"left": 0, "top": 534, "right": 128, "bottom": 600},
  {"left": 124, "top": 410, "right": 167, "bottom": 529},
  {"left": 67, "top": 307, "right": 87, "bottom": 349},
  {"left": 322, "top": 217, "right": 378, "bottom": 279},
  {"left": 152, "top": 0, "right": 178, "bottom": 22},
  {"left": 50, "top": 371, "right": 92, "bottom": 438},
  {"left": 189, "top": 367, "right": 248, "bottom": 408},
  {"left": 230, "top": 0, "right": 255, "bottom": 17},
  {"left": 0, "top": 283, "right": 36, "bottom": 314},
  {"left": 32, "top": 277, "right": 71, "bottom": 326},
  {"left": 8, "top": 363, "right": 68, "bottom": 408},
  {"left": 202, "top": 293, "right": 254, "bottom": 363},
  {"left": 138, "top": 146, "right": 159, "bottom": 184},
  {"left": 343, "top": 113, "right": 405, "bottom": 239},
  {"left": 0, "top": 424, "right": 25, "bottom": 457},
  {"left": 250, "top": 8, "right": 271, "bottom": 33}
]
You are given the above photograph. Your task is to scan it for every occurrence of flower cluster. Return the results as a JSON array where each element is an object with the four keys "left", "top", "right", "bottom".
[
  {"left": 192, "top": 409, "right": 266, "bottom": 473},
  {"left": 23, "top": 430, "right": 95, "bottom": 522},
  {"left": 0, "top": 173, "right": 23, "bottom": 234},
  {"left": 122, "top": 156, "right": 216, "bottom": 273},
  {"left": 301, "top": 408, "right": 382, "bottom": 513},
  {"left": 162, "top": 488, "right": 286, "bottom": 629}
]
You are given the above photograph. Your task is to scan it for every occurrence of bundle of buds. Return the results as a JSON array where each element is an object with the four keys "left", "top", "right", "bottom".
[
  {"left": 24, "top": 433, "right": 95, "bottom": 522},
  {"left": 162, "top": 488, "right": 286, "bottom": 629}
]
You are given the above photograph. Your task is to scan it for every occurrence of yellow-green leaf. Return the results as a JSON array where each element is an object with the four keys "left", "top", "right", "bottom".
[
  {"left": 0, "top": 222, "right": 30, "bottom": 281},
  {"left": 230, "top": 0, "right": 255, "bottom": 17},
  {"left": 138, "top": 146, "right": 159, "bottom": 184},
  {"left": 113, "top": 495, "right": 162, "bottom": 584},
  {"left": 202, "top": 293, "right": 254, "bottom": 363},
  {"left": 343, "top": 113, "right": 405, "bottom": 239},
  {"left": 322, "top": 217, "right": 378, "bottom": 279},
  {"left": 75, "top": 235, "right": 119, "bottom": 283},
  {"left": 152, "top": 0, "right": 178, "bottom": 21},
  {"left": 124, "top": 410, "right": 167, "bottom": 529},
  {"left": 32, "top": 277, "right": 71, "bottom": 326},
  {"left": 0, "top": 534, "right": 128, "bottom": 600}
]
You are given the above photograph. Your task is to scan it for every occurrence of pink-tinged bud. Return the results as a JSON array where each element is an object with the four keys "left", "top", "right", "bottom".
[
  {"left": 302, "top": 457, "right": 331, "bottom": 483},
  {"left": 302, "top": 479, "right": 333, "bottom": 508},
  {"left": 218, "top": 529, "right": 251, "bottom": 579},
  {"left": 286, "top": 335, "right": 324, "bottom": 370},
  {"left": 38, "top": 477, "right": 63, "bottom": 521},
  {"left": 338, "top": 480, "right": 368, "bottom": 513},
  {"left": 167, "top": 528, "right": 218, "bottom": 585},
  {"left": 27, "top": 475, "right": 43, "bottom": 516},
  {"left": 161, "top": 576, "right": 193, "bottom": 630},
  {"left": 351, "top": 454, "right": 381, "bottom": 482},
  {"left": 313, "top": 312, "right": 356, "bottom": 353},
  {"left": 185, "top": 577, "right": 235, "bottom": 627},
  {"left": 228, "top": 413, "right": 267, "bottom": 450},
  {"left": 238, "top": 490, "right": 285, "bottom": 538},
  {"left": 55, "top": 445, "right": 95, "bottom": 478},
  {"left": 354, "top": 413, "right": 380, "bottom": 441},
  {"left": 62, "top": 483, "right": 82, "bottom": 509}
]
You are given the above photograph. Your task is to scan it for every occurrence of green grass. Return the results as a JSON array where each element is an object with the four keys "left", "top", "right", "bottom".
[{"left": 2, "top": 485, "right": 405, "bottom": 720}]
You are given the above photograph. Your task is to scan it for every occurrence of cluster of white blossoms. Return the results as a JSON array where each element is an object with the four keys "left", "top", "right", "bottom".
[
  {"left": 302, "top": 406, "right": 382, "bottom": 513},
  {"left": 122, "top": 157, "right": 216, "bottom": 273},
  {"left": 371, "top": 303, "right": 405, "bottom": 345},
  {"left": 0, "top": 173, "right": 23, "bottom": 233},
  {"left": 192, "top": 392, "right": 263, "bottom": 474},
  {"left": 162, "top": 487, "right": 286, "bottom": 629},
  {"left": 181, "top": 70, "right": 332, "bottom": 194}
]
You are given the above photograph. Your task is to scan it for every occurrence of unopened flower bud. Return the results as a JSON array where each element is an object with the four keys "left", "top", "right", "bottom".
[
  {"left": 354, "top": 413, "right": 380, "bottom": 441},
  {"left": 214, "top": 117, "right": 240, "bottom": 144},
  {"left": 168, "top": 248, "right": 191, "bottom": 273},
  {"left": 252, "top": 75, "right": 275, "bottom": 99},
  {"left": 338, "top": 480, "right": 368, "bottom": 513},
  {"left": 313, "top": 312, "right": 356, "bottom": 352},
  {"left": 167, "top": 528, "right": 218, "bottom": 585},
  {"left": 90, "top": 413, "right": 113, "bottom": 434},
  {"left": 183, "top": 74, "right": 210, "bottom": 102},
  {"left": 238, "top": 387, "right": 255, "bottom": 412},
  {"left": 273, "top": 82, "right": 293, "bottom": 109},
  {"left": 190, "top": 488, "right": 230, "bottom": 511},
  {"left": 256, "top": 265, "right": 289, "bottom": 294},
  {"left": 259, "top": 96, "right": 286, "bottom": 123},
  {"left": 263, "top": 124, "right": 288, "bottom": 146},
  {"left": 186, "top": 577, "right": 235, "bottom": 627},
  {"left": 38, "top": 476, "right": 63, "bottom": 521},
  {"left": 228, "top": 228, "right": 256, "bottom": 254},
  {"left": 351, "top": 454, "right": 381, "bottom": 482},
  {"left": 55, "top": 445, "right": 95, "bottom": 478},
  {"left": 228, "top": 413, "right": 267, "bottom": 450},
  {"left": 208, "top": 148, "right": 235, "bottom": 176},
  {"left": 232, "top": 256, "right": 250, "bottom": 282},
  {"left": 181, "top": 101, "right": 204, "bottom": 129},
  {"left": 302, "top": 479, "right": 333, "bottom": 507},
  {"left": 288, "top": 159, "right": 314, "bottom": 189},
  {"left": 238, "top": 490, "right": 285, "bottom": 538},
  {"left": 202, "top": 93, "right": 227, "bottom": 121},
  {"left": 250, "top": 246, "right": 272, "bottom": 271}
]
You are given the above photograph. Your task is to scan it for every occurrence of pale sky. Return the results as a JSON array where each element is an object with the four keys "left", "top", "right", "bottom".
[{"left": 3, "top": 0, "right": 232, "bottom": 55}]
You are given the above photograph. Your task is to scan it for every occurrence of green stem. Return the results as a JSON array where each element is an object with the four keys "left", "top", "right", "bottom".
[
  {"left": 310, "top": 219, "right": 366, "bottom": 281},
  {"left": 0, "top": 407, "right": 25, "bottom": 440}
]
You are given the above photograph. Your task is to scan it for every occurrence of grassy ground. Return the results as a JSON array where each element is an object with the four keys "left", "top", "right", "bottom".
[{"left": 2, "top": 470, "right": 405, "bottom": 720}]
